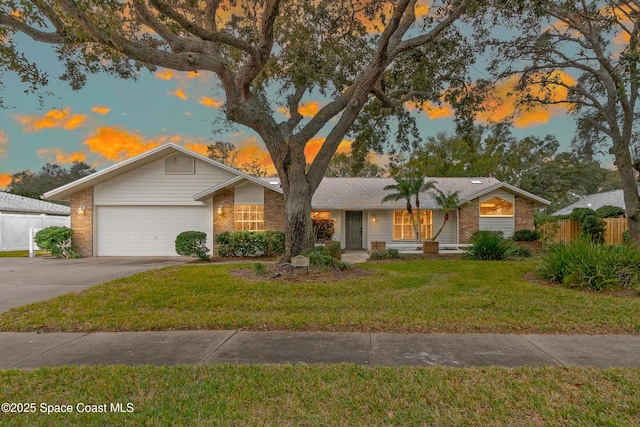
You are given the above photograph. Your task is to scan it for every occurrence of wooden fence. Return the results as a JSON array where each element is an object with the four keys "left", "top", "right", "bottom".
[{"left": 539, "top": 218, "right": 628, "bottom": 245}]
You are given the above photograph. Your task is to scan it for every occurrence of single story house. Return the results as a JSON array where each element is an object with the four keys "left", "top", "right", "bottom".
[
  {"left": 0, "top": 192, "right": 70, "bottom": 251},
  {"left": 44, "top": 143, "right": 549, "bottom": 256}
]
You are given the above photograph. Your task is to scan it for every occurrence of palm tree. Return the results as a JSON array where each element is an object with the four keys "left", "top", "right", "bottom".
[
  {"left": 382, "top": 176, "right": 437, "bottom": 243},
  {"left": 430, "top": 189, "right": 467, "bottom": 241}
]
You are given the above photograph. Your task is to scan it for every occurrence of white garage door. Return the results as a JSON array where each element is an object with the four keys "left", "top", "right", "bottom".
[{"left": 96, "top": 206, "right": 212, "bottom": 256}]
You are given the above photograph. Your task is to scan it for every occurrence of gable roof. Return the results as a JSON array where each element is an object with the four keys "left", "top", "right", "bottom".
[
  {"left": 264, "top": 177, "right": 550, "bottom": 209},
  {"left": 43, "top": 143, "right": 282, "bottom": 201},
  {"left": 552, "top": 187, "right": 630, "bottom": 216},
  {"left": 0, "top": 192, "right": 70, "bottom": 215}
]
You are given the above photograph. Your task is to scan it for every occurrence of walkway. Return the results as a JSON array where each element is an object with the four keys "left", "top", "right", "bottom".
[{"left": 2, "top": 331, "right": 639, "bottom": 369}]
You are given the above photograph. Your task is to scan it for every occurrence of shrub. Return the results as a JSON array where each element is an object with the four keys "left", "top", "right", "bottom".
[
  {"left": 312, "top": 218, "right": 335, "bottom": 242},
  {"left": 538, "top": 239, "right": 640, "bottom": 292},
  {"left": 262, "top": 231, "right": 286, "bottom": 257},
  {"left": 326, "top": 241, "right": 342, "bottom": 259},
  {"left": 464, "top": 231, "right": 513, "bottom": 261},
  {"left": 175, "top": 231, "right": 210, "bottom": 261},
  {"left": 596, "top": 205, "right": 626, "bottom": 218},
  {"left": 369, "top": 248, "right": 401, "bottom": 260},
  {"left": 506, "top": 245, "right": 532, "bottom": 259},
  {"left": 253, "top": 262, "right": 267, "bottom": 276},
  {"left": 580, "top": 214, "right": 605, "bottom": 243},
  {"left": 34, "top": 226, "right": 78, "bottom": 258},
  {"left": 307, "top": 246, "right": 346, "bottom": 270},
  {"left": 513, "top": 229, "right": 540, "bottom": 242},
  {"left": 215, "top": 230, "right": 285, "bottom": 257},
  {"left": 215, "top": 231, "right": 233, "bottom": 257}
]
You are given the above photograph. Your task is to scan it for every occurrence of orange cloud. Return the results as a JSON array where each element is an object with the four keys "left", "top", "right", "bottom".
[
  {"left": 199, "top": 96, "right": 224, "bottom": 108},
  {"left": 407, "top": 101, "right": 455, "bottom": 120},
  {"left": 37, "top": 148, "right": 87, "bottom": 164},
  {"left": 477, "top": 72, "right": 576, "bottom": 127},
  {"left": 13, "top": 108, "right": 87, "bottom": 132},
  {"left": 304, "top": 137, "right": 352, "bottom": 162},
  {"left": 0, "top": 173, "right": 11, "bottom": 190},
  {"left": 172, "top": 89, "right": 188, "bottom": 100},
  {"left": 0, "top": 130, "right": 7, "bottom": 157},
  {"left": 84, "top": 127, "right": 164, "bottom": 162},
  {"left": 184, "top": 143, "right": 209, "bottom": 156},
  {"left": 155, "top": 69, "right": 175, "bottom": 80},
  {"left": 92, "top": 105, "right": 111, "bottom": 115},
  {"left": 299, "top": 101, "right": 321, "bottom": 117}
]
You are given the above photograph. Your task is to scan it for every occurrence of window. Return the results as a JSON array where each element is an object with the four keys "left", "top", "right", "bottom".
[
  {"left": 234, "top": 204, "right": 265, "bottom": 231},
  {"left": 393, "top": 210, "right": 433, "bottom": 240},
  {"left": 311, "top": 211, "right": 331, "bottom": 220},
  {"left": 480, "top": 196, "right": 514, "bottom": 217}
]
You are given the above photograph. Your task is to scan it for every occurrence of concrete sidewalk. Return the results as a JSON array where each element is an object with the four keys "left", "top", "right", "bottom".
[{"left": 1, "top": 331, "right": 639, "bottom": 369}]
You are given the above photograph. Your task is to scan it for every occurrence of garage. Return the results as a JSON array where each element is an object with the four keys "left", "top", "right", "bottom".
[{"left": 96, "top": 205, "right": 212, "bottom": 256}]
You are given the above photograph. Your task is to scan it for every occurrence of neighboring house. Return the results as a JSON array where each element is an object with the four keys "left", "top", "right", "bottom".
[
  {"left": 552, "top": 187, "right": 633, "bottom": 216},
  {"left": 0, "top": 192, "right": 70, "bottom": 251},
  {"left": 44, "top": 143, "right": 549, "bottom": 256}
]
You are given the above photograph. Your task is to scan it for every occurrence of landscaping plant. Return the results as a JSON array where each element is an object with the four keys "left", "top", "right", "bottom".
[
  {"left": 34, "top": 226, "right": 78, "bottom": 258},
  {"left": 175, "top": 231, "right": 210, "bottom": 261},
  {"left": 215, "top": 231, "right": 286, "bottom": 258},
  {"left": 369, "top": 248, "right": 402, "bottom": 260},
  {"left": 538, "top": 239, "right": 640, "bottom": 293},
  {"left": 464, "top": 231, "right": 514, "bottom": 260}
]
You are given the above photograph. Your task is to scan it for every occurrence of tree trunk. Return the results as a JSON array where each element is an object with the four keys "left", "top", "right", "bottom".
[
  {"left": 612, "top": 142, "right": 640, "bottom": 246},
  {"left": 282, "top": 178, "right": 313, "bottom": 260},
  {"left": 432, "top": 211, "right": 449, "bottom": 242}
]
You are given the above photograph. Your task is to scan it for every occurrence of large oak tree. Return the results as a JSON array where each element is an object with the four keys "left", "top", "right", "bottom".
[
  {"left": 0, "top": 0, "right": 484, "bottom": 258},
  {"left": 492, "top": 0, "right": 640, "bottom": 244}
]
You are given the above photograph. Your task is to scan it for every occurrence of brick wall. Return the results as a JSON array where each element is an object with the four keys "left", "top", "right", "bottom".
[
  {"left": 70, "top": 187, "right": 94, "bottom": 257},
  {"left": 459, "top": 199, "right": 479, "bottom": 244},
  {"left": 515, "top": 196, "right": 535, "bottom": 231},
  {"left": 212, "top": 187, "right": 235, "bottom": 240},
  {"left": 264, "top": 188, "right": 285, "bottom": 231}
]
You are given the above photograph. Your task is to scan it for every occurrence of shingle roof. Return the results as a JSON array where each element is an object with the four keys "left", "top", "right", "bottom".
[
  {"left": 552, "top": 188, "right": 631, "bottom": 216},
  {"left": 0, "top": 192, "right": 70, "bottom": 215},
  {"left": 263, "top": 177, "right": 549, "bottom": 209}
]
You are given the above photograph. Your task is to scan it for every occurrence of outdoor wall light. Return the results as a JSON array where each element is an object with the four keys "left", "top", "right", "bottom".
[
  {"left": 372, "top": 215, "right": 376, "bottom": 222},
  {"left": 77, "top": 205, "right": 86, "bottom": 215},
  {"left": 217, "top": 205, "right": 223, "bottom": 215}
]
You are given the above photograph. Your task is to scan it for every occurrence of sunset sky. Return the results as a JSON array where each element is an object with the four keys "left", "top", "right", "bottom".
[{"left": 0, "top": 33, "right": 579, "bottom": 191}]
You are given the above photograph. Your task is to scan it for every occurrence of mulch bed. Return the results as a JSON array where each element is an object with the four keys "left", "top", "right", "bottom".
[{"left": 229, "top": 262, "right": 373, "bottom": 283}]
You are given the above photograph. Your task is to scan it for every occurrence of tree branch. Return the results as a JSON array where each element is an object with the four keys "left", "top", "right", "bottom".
[{"left": 0, "top": 12, "right": 64, "bottom": 43}]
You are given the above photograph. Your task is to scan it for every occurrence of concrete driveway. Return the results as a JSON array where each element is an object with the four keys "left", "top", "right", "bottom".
[{"left": 0, "top": 257, "right": 192, "bottom": 313}]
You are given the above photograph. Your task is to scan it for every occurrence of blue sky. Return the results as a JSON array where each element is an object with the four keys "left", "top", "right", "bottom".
[{"left": 0, "top": 35, "right": 579, "bottom": 190}]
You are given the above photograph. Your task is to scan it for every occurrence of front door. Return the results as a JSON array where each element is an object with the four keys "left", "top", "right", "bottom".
[{"left": 345, "top": 211, "right": 363, "bottom": 249}]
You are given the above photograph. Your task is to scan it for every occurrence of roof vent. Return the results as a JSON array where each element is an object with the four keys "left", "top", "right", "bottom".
[{"left": 471, "top": 180, "right": 482, "bottom": 184}]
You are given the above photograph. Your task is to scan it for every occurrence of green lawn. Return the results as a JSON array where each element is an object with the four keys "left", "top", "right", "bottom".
[
  {"left": 1, "top": 364, "right": 639, "bottom": 426},
  {"left": 0, "top": 250, "right": 48, "bottom": 257},
  {"left": 1, "top": 260, "right": 638, "bottom": 333}
]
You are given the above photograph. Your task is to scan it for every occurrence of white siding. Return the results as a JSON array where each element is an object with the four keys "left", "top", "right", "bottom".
[
  {"left": 479, "top": 191, "right": 516, "bottom": 237},
  {"left": 431, "top": 210, "right": 457, "bottom": 244},
  {"left": 94, "top": 157, "right": 235, "bottom": 205},
  {"left": 234, "top": 182, "right": 264, "bottom": 204},
  {"left": 367, "top": 210, "right": 393, "bottom": 248},
  {"left": 0, "top": 213, "right": 69, "bottom": 251}
]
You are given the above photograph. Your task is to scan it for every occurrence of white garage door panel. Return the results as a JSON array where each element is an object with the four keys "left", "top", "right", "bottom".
[{"left": 97, "top": 206, "right": 212, "bottom": 256}]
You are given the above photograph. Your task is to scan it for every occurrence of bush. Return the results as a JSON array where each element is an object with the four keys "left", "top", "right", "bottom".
[
  {"left": 307, "top": 246, "right": 346, "bottom": 270},
  {"left": 580, "top": 214, "right": 605, "bottom": 243},
  {"left": 513, "top": 229, "right": 540, "bottom": 242},
  {"left": 263, "top": 231, "right": 286, "bottom": 257},
  {"left": 175, "top": 231, "right": 210, "bottom": 261},
  {"left": 596, "top": 205, "right": 626, "bottom": 218},
  {"left": 464, "top": 231, "right": 513, "bottom": 261},
  {"left": 369, "top": 248, "right": 401, "bottom": 260},
  {"left": 326, "top": 241, "right": 342, "bottom": 259},
  {"left": 34, "top": 226, "right": 78, "bottom": 258},
  {"left": 538, "top": 239, "right": 640, "bottom": 292},
  {"left": 506, "top": 245, "right": 532, "bottom": 259},
  {"left": 312, "top": 218, "right": 335, "bottom": 242},
  {"left": 215, "top": 230, "right": 285, "bottom": 258}
]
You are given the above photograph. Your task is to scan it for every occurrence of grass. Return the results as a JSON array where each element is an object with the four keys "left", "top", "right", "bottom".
[
  {"left": 1, "top": 260, "right": 639, "bottom": 333},
  {"left": 0, "top": 250, "right": 48, "bottom": 257},
  {"left": 1, "top": 364, "right": 639, "bottom": 426}
]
